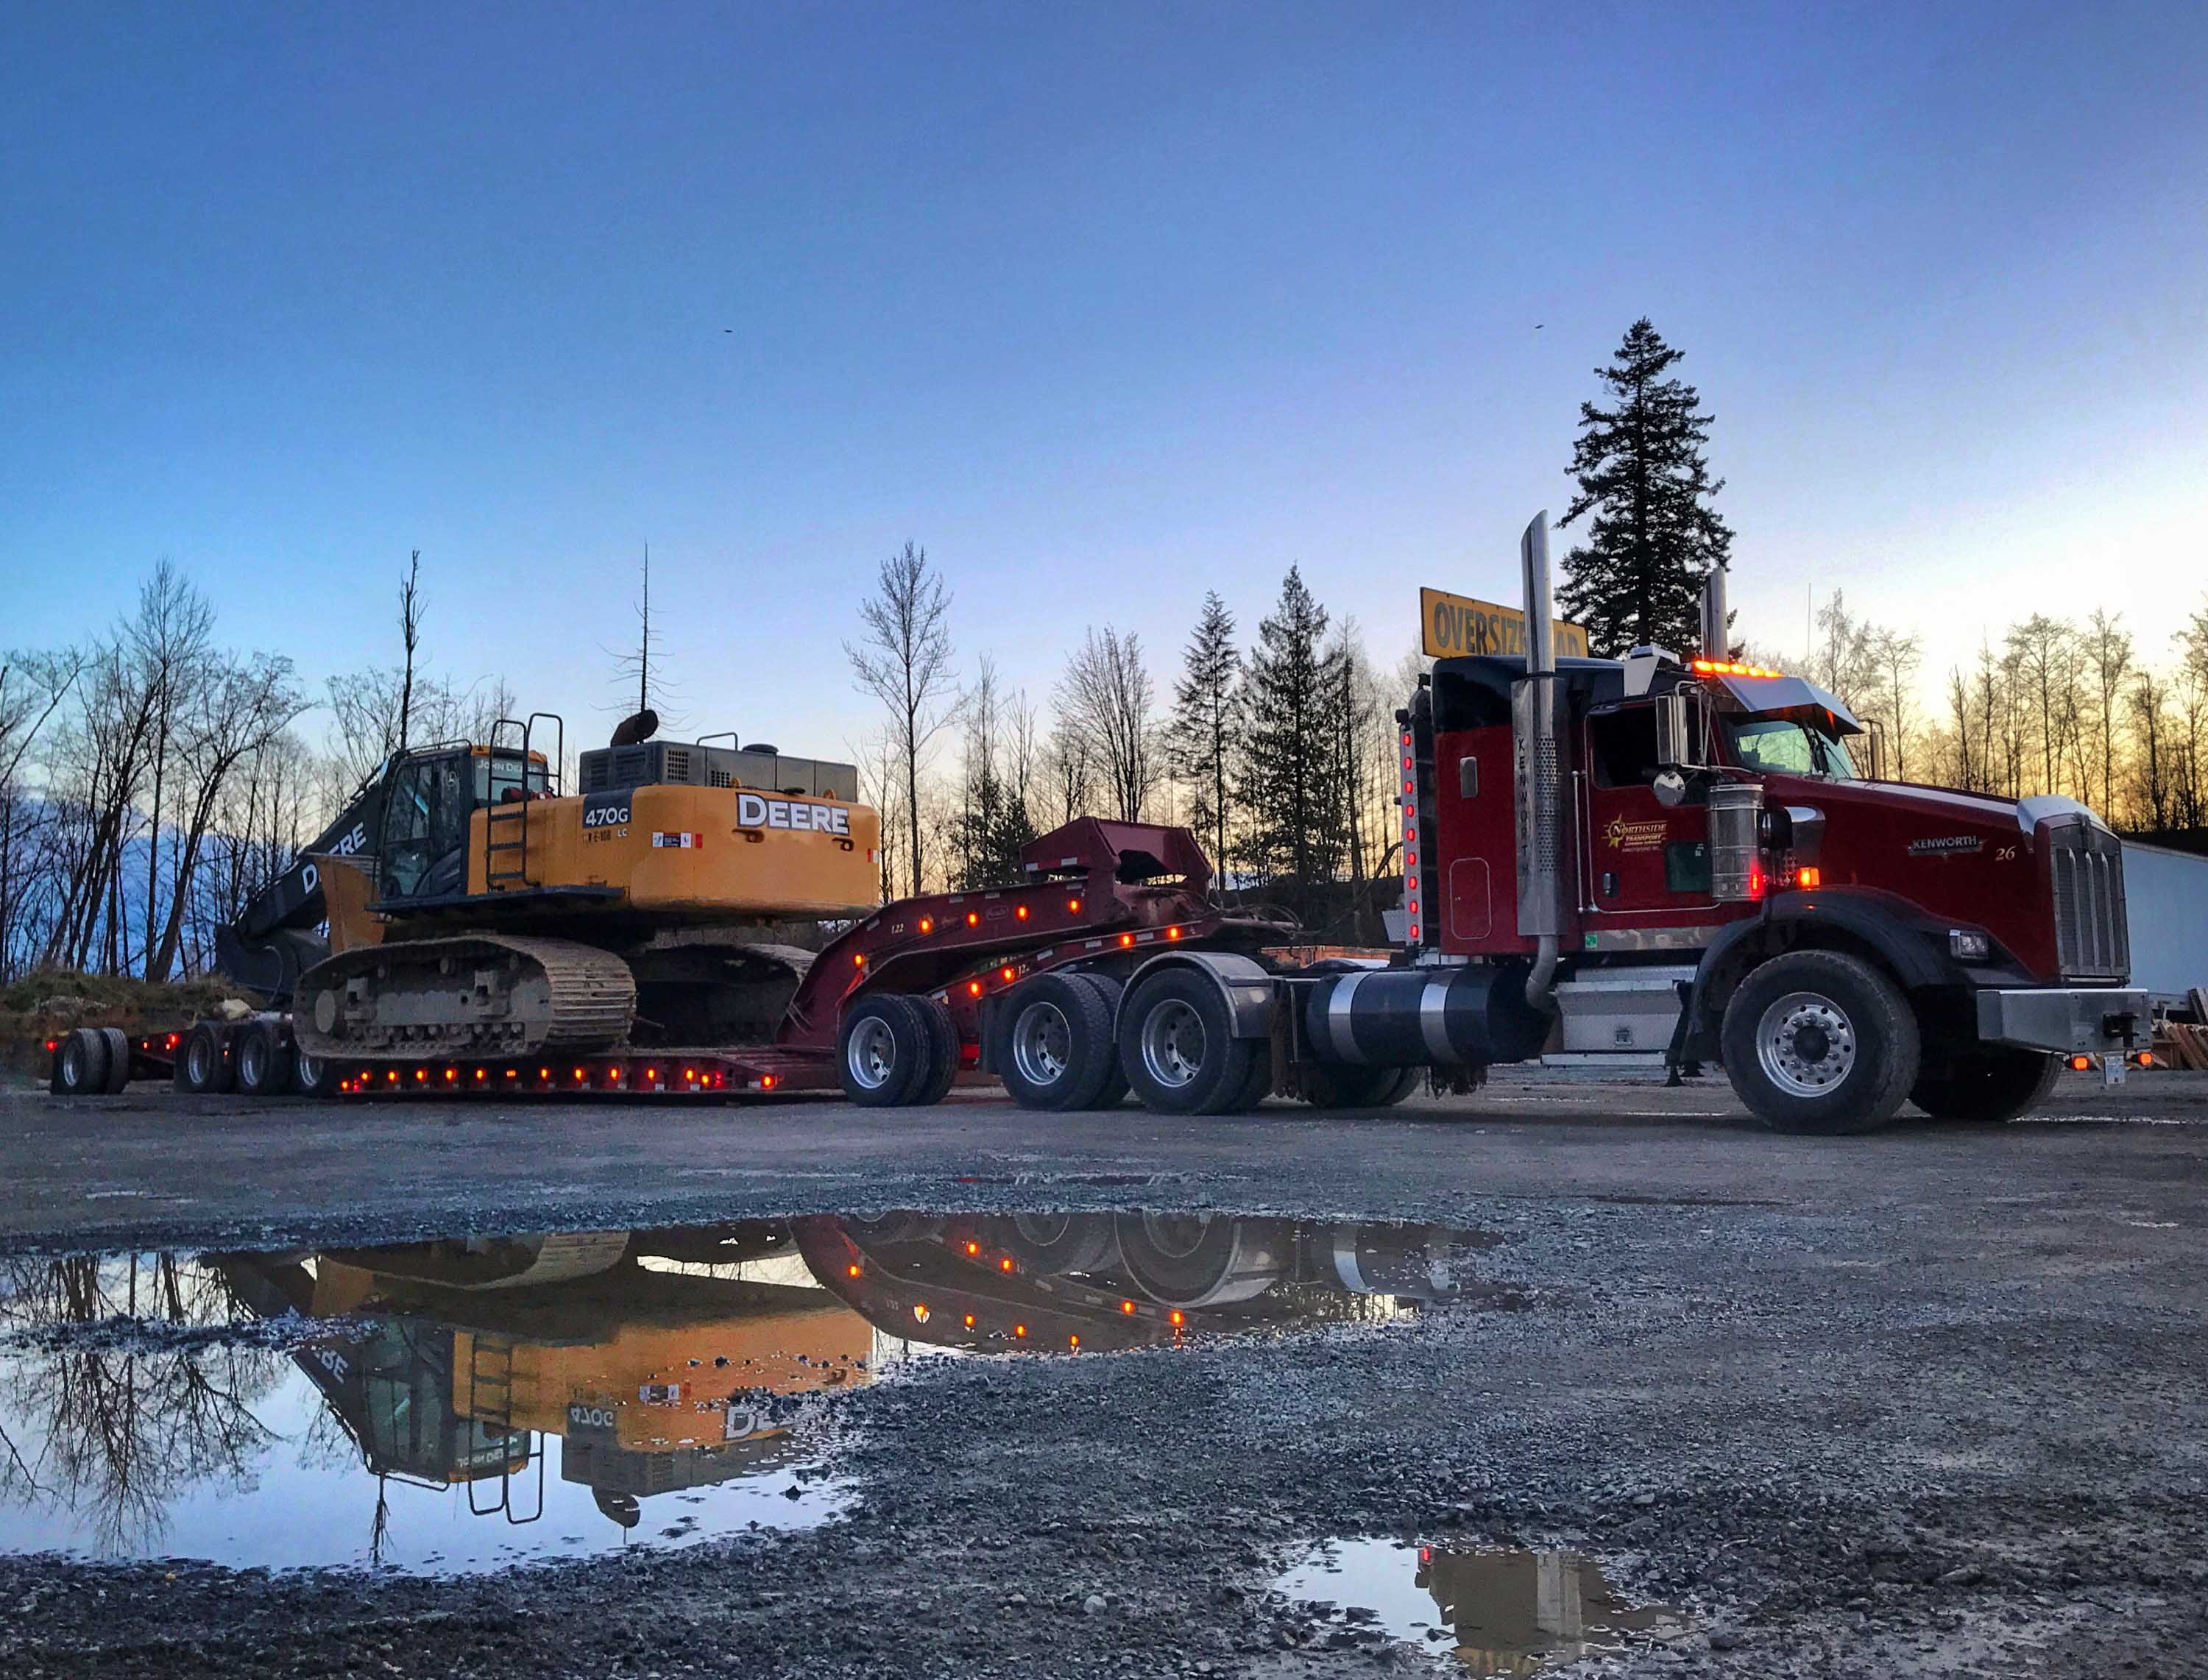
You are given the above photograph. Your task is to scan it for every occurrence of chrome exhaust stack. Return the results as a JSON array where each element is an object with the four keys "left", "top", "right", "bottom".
[
  {"left": 1699, "top": 562, "right": 1730, "bottom": 662},
  {"left": 1514, "top": 512, "right": 1565, "bottom": 1011}
]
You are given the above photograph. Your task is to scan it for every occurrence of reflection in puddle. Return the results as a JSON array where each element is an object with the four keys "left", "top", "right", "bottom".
[
  {"left": 0, "top": 1213, "right": 1505, "bottom": 1572},
  {"left": 1279, "top": 1538, "right": 1680, "bottom": 1674}
]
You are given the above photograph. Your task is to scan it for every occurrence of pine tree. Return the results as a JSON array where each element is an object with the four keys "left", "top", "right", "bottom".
[
  {"left": 1236, "top": 567, "right": 1346, "bottom": 909},
  {"left": 1170, "top": 591, "right": 1241, "bottom": 874},
  {"left": 1557, "top": 319, "right": 1733, "bottom": 656}
]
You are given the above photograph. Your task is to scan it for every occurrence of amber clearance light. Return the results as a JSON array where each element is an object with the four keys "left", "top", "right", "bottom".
[{"left": 1691, "top": 659, "right": 1786, "bottom": 679}]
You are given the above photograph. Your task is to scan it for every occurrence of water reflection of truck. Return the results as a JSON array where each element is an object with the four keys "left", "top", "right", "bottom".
[{"left": 216, "top": 1213, "right": 1497, "bottom": 1534}]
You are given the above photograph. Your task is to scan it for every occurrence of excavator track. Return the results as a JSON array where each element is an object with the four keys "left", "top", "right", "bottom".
[{"left": 294, "top": 934, "right": 637, "bottom": 1061}]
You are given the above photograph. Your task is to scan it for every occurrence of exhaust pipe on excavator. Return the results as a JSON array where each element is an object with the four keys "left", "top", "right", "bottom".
[{"left": 1515, "top": 513, "right": 1564, "bottom": 1012}]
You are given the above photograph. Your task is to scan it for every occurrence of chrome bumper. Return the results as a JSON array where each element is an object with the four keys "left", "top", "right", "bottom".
[{"left": 1975, "top": 988, "right": 2149, "bottom": 1055}]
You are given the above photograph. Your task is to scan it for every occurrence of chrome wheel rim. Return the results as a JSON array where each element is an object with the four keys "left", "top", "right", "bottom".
[
  {"left": 1011, "top": 1000, "right": 1073, "bottom": 1088},
  {"left": 1756, "top": 990, "right": 1857, "bottom": 1098},
  {"left": 188, "top": 1036, "right": 213, "bottom": 1085},
  {"left": 1139, "top": 999, "right": 1208, "bottom": 1090},
  {"left": 847, "top": 1016, "right": 899, "bottom": 1091},
  {"left": 240, "top": 1037, "right": 266, "bottom": 1085},
  {"left": 295, "top": 1052, "right": 322, "bottom": 1088}
]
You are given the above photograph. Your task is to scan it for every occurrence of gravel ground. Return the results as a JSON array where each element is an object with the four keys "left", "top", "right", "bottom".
[{"left": 3, "top": 1069, "right": 2204, "bottom": 1678}]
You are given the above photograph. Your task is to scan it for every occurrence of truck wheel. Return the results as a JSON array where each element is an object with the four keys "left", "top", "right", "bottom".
[
  {"left": 1911, "top": 1049, "right": 2062, "bottom": 1123},
  {"left": 292, "top": 1048, "right": 344, "bottom": 1098},
  {"left": 997, "top": 1211, "right": 1119, "bottom": 1276},
  {"left": 910, "top": 995, "right": 960, "bottom": 1107},
  {"left": 1299, "top": 1062, "right": 1413, "bottom": 1110},
  {"left": 1111, "top": 1212, "right": 1289, "bottom": 1308},
  {"left": 235, "top": 1021, "right": 294, "bottom": 1097},
  {"left": 1720, "top": 951, "right": 1919, "bottom": 1135},
  {"left": 838, "top": 994, "right": 933, "bottom": 1107},
  {"left": 176, "top": 1021, "right": 236, "bottom": 1095},
  {"left": 49, "top": 1028, "right": 111, "bottom": 1096},
  {"left": 1070, "top": 974, "right": 1130, "bottom": 1109},
  {"left": 99, "top": 1027, "right": 133, "bottom": 1094},
  {"left": 994, "top": 973, "right": 1119, "bottom": 1111},
  {"left": 1118, "top": 970, "right": 1264, "bottom": 1116}
]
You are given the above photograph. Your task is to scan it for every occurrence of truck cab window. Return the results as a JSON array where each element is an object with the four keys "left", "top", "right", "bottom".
[
  {"left": 382, "top": 756, "right": 472, "bottom": 899},
  {"left": 1588, "top": 704, "right": 1663, "bottom": 787},
  {"left": 1724, "top": 717, "right": 1859, "bottom": 779}
]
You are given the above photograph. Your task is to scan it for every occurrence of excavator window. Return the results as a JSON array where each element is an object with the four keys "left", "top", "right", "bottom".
[{"left": 381, "top": 753, "right": 474, "bottom": 901}]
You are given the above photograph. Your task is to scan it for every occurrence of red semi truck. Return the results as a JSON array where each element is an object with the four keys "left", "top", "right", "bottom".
[{"left": 50, "top": 513, "right": 2148, "bottom": 1133}]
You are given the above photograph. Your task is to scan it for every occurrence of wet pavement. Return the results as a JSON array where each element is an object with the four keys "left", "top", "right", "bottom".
[{"left": 1, "top": 1213, "right": 1505, "bottom": 1573}]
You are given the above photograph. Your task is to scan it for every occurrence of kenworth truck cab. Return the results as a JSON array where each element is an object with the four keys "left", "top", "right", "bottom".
[{"left": 1390, "top": 513, "right": 2147, "bottom": 1133}]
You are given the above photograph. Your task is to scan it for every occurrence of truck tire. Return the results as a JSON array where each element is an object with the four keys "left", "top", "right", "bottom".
[
  {"left": 1069, "top": 974, "right": 1131, "bottom": 1109},
  {"left": 994, "top": 972, "right": 1120, "bottom": 1111},
  {"left": 910, "top": 994, "right": 960, "bottom": 1107},
  {"left": 1719, "top": 950, "right": 1919, "bottom": 1135},
  {"left": 176, "top": 1021, "right": 236, "bottom": 1096},
  {"left": 49, "top": 1028, "right": 111, "bottom": 1096},
  {"left": 99, "top": 1027, "right": 133, "bottom": 1093},
  {"left": 1111, "top": 1211, "right": 1289, "bottom": 1308},
  {"left": 997, "top": 1211, "right": 1119, "bottom": 1276},
  {"left": 1117, "top": 969, "right": 1264, "bottom": 1116},
  {"left": 1911, "top": 1048, "right": 2062, "bottom": 1123},
  {"left": 234, "top": 1021, "right": 294, "bottom": 1097},
  {"left": 1299, "top": 1062, "right": 1415, "bottom": 1110},
  {"left": 292, "top": 1048, "right": 344, "bottom": 1098},
  {"left": 838, "top": 994, "right": 934, "bottom": 1107}
]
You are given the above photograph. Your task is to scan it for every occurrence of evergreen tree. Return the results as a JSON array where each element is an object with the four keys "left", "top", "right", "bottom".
[
  {"left": 1557, "top": 319, "right": 1733, "bottom": 656},
  {"left": 1169, "top": 591, "right": 1241, "bottom": 874},
  {"left": 1236, "top": 567, "right": 1346, "bottom": 908}
]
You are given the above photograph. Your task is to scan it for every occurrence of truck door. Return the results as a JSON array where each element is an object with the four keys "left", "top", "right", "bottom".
[{"left": 1579, "top": 703, "right": 1713, "bottom": 924}]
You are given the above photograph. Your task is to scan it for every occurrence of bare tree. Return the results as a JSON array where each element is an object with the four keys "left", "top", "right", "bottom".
[
  {"left": 128, "top": 563, "right": 213, "bottom": 977},
  {"left": 844, "top": 542, "right": 957, "bottom": 896},
  {"left": 1055, "top": 626, "right": 1158, "bottom": 823},
  {"left": 1866, "top": 626, "right": 1924, "bottom": 781},
  {"left": 397, "top": 550, "right": 422, "bottom": 754},
  {"left": 2081, "top": 609, "right": 2134, "bottom": 818}
]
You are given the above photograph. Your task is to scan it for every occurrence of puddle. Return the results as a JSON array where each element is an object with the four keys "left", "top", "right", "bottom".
[
  {"left": 0, "top": 1212, "right": 1504, "bottom": 1573},
  {"left": 1278, "top": 1538, "right": 1682, "bottom": 1674}
]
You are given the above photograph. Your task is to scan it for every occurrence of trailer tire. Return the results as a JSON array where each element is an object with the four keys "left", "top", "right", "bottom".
[
  {"left": 1069, "top": 974, "right": 1130, "bottom": 1109},
  {"left": 49, "top": 1028, "right": 111, "bottom": 1096},
  {"left": 910, "top": 994, "right": 960, "bottom": 1107},
  {"left": 177, "top": 1021, "right": 236, "bottom": 1095},
  {"left": 292, "top": 1048, "right": 344, "bottom": 1098},
  {"left": 99, "top": 1027, "right": 133, "bottom": 1093},
  {"left": 1720, "top": 950, "right": 1919, "bottom": 1135},
  {"left": 1117, "top": 969, "right": 1263, "bottom": 1116},
  {"left": 1910, "top": 1048, "right": 2062, "bottom": 1123},
  {"left": 838, "top": 994, "right": 933, "bottom": 1107},
  {"left": 235, "top": 1021, "right": 294, "bottom": 1097},
  {"left": 994, "top": 973, "right": 1121, "bottom": 1111}
]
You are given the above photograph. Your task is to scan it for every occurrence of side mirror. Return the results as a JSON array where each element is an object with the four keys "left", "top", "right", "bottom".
[
  {"left": 1653, "top": 692, "right": 1703, "bottom": 770},
  {"left": 1652, "top": 770, "right": 1688, "bottom": 808}
]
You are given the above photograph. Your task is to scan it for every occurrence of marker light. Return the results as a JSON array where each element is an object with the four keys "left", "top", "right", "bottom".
[
  {"left": 1068, "top": 1335, "right": 1079, "bottom": 1348},
  {"left": 999, "top": 1256, "right": 1015, "bottom": 1273},
  {"left": 474, "top": 1067, "right": 486, "bottom": 1081},
  {"left": 1067, "top": 898, "right": 1082, "bottom": 914},
  {"left": 2135, "top": 1051, "right": 2156, "bottom": 1068},
  {"left": 762, "top": 1074, "right": 777, "bottom": 1089},
  {"left": 2070, "top": 1055, "right": 2093, "bottom": 1071},
  {"left": 1120, "top": 1300, "right": 1136, "bottom": 1314},
  {"left": 1796, "top": 866, "right": 1821, "bottom": 888},
  {"left": 913, "top": 1304, "right": 930, "bottom": 1324},
  {"left": 965, "top": 1241, "right": 981, "bottom": 1255},
  {"left": 444, "top": 1067, "right": 458, "bottom": 1082},
  {"left": 847, "top": 1263, "right": 862, "bottom": 1277},
  {"left": 1119, "top": 933, "right": 1135, "bottom": 948},
  {"left": 1167, "top": 926, "right": 1182, "bottom": 940},
  {"left": 919, "top": 917, "right": 934, "bottom": 933},
  {"left": 963, "top": 1314, "right": 977, "bottom": 1328},
  {"left": 1016, "top": 904, "right": 1029, "bottom": 921},
  {"left": 966, "top": 912, "right": 980, "bottom": 927},
  {"left": 968, "top": 980, "right": 984, "bottom": 997},
  {"left": 1013, "top": 1325, "right": 1027, "bottom": 1338},
  {"left": 1001, "top": 966, "right": 1016, "bottom": 983},
  {"left": 854, "top": 952, "right": 866, "bottom": 967},
  {"left": 1169, "top": 1311, "right": 1185, "bottom": 1328}
]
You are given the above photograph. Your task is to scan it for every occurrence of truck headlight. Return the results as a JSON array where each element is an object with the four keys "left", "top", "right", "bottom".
[{"left": 1948, "top": 929, "right": 1992, "bottom": 962}]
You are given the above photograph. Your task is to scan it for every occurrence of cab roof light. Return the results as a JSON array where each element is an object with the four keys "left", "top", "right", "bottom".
[{"left": 1691, "top": 658, "right": 1786, "bottom": 679}]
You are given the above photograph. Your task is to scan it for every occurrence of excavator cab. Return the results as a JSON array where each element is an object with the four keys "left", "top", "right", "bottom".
[{"left": 375, "top": 745, "right": 550, "bottom": 904}]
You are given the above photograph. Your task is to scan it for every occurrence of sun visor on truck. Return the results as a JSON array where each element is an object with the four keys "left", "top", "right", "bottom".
[{"left": 1706, "top": 670, "right": 1864, "bottom": 736}]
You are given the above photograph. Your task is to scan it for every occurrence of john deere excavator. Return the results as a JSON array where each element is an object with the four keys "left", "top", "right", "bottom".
[{"left": 184, "top": 710, "right": 882, "bottom": 1091}]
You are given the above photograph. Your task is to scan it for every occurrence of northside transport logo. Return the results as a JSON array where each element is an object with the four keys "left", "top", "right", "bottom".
[{"left": 1420, "top": 587, "right": 1592, "bottom": 662}]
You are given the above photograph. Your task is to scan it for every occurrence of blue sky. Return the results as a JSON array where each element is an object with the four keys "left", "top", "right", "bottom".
[{"left": 4, "top": 1, "right": 2204, "bottom": 759}]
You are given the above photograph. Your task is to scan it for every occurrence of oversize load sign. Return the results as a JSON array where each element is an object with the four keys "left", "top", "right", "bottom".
[{"left": 1420, "top": 587, "right": 1591, "bottom": 661}]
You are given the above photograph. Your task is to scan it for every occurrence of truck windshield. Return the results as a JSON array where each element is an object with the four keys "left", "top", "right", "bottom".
[{"left": 1724, "top": 717, "right": 1860, "bottom": 779}]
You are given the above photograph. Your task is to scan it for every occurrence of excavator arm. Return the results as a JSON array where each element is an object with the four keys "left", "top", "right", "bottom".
[{"left": 213, "top": 762, "right": 394, "bottom": 1004}]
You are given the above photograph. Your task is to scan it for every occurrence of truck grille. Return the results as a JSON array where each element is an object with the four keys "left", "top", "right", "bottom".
[{"left": 2049, "top": 820, "right": 2129, "bottom": 980}]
